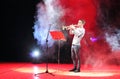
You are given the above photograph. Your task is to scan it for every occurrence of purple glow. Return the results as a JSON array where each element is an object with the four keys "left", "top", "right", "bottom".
[{"left": 90, "top": 37, "right": 98, "bottom": 42}]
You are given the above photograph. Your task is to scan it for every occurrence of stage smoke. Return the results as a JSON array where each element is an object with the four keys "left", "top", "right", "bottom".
[
  {"left": 32, "top": 0, "right": 120, "bottom": 65},
  {"left": 33, "top": 0, "right": 64, "bottom": 47},
  {"left": 94, "top": 0, "right": 120, "bottom": 65},
  {"left": 105, "top": 28, "right": 120, "bottom": 52}
]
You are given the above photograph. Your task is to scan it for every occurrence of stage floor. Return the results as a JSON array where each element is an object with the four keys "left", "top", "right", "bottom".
[{"left": 0, "top": 62, "right": 120, "bottom": 79}]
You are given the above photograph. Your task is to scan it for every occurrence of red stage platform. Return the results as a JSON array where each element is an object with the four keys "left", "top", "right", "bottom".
[{"left": 0, "top": 63, "right": 120, "bottom": 79}]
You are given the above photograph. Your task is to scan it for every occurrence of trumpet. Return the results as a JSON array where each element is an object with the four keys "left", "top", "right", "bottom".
[{"left": 62, "top": 24, "right": 76, "bottom": 30}]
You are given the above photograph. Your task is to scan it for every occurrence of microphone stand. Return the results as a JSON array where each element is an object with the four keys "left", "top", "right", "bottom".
[
  {"left": 34, "top": 24, "right": 54, "bottom": 76},
  {"left": 45, "top": 24, "right": 51, "bottom": 73}
]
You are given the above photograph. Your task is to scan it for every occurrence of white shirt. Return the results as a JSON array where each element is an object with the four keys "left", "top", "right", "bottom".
[{"left": 71, "top": 27, "right": 85, "bottom": 46}]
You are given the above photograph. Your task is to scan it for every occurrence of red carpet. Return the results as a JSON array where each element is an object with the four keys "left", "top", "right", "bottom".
[{"left": 0, "top": 63, "right": 120, "bottom": 79}]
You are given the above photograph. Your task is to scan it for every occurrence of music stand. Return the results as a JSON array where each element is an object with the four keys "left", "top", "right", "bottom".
[{"left": 50, "top": 31, "right": 66, "bottom": 64}]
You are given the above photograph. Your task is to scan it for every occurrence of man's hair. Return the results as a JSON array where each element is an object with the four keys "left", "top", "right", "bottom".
[{"left": 80, "top": 19, "right": 86, "bottom": 25}]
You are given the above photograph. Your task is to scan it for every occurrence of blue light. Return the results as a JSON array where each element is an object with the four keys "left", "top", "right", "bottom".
[{"left": 31, "top": 49, "right": 40, "bottom": 58}]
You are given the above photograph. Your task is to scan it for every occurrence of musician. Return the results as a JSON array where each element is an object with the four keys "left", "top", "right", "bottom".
[{"left": 63, "top": 19, "right": 85, "bottom": 72}]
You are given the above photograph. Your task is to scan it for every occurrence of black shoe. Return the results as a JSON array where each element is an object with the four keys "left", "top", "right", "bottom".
[
  {"left": 69, "top": 68, "right": 76, "bottom": 72},
  {"left": 74, "top": 69, "right": 80, "bottom": 72}
]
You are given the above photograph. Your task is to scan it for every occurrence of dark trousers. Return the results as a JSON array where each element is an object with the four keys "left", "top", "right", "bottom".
[{"left": 71, "top": 45, "right": 80, "bottom": 69}]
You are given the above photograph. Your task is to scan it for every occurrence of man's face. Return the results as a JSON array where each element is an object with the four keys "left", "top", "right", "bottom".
[{"left": 77, "top": 20, "right": 83, "bottom": 27}]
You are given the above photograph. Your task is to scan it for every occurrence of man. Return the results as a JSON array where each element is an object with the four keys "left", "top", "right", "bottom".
[{"left": 63, "top": 19, "right": 85, "bottom": 72}]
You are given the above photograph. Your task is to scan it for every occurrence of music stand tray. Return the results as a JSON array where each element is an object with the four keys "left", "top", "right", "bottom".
[
  {"left": 50, "top": 31, "right": 66, "bottom": 64},
  {"left": 50, "top": 31, "right": 66, "bottom": 41}
]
